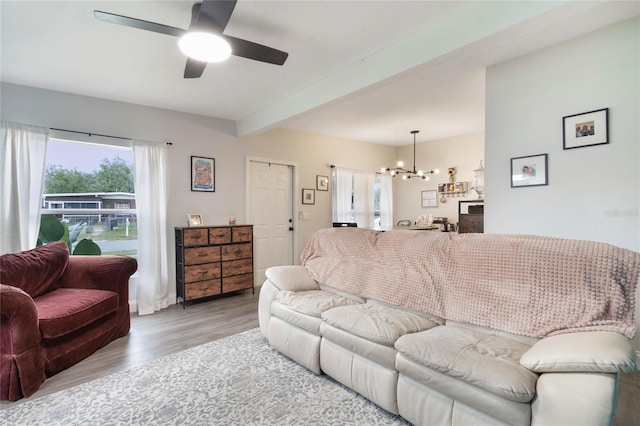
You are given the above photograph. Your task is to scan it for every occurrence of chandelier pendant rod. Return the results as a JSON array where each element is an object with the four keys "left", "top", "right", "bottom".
[{"left": 411, "top": 130, "right": 419, "bottom": 174}]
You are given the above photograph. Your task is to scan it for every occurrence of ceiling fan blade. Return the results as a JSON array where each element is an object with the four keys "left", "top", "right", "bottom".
[
  {"left": 184, "top": 58, "right": 208, "bottom": 79},
  {"left": 197, "top": 0, "right": 237, "bottom": 33},
  {"left": 94, "top": 10, "right": 186, "bottom": 38},
  {"left": 225, "top": 35, "right": 288, "bottom": 66}
]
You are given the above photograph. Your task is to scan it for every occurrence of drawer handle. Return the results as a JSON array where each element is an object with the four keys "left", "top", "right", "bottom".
[{"left": 198, "top": 253, "right": 208, "bottom": 257}]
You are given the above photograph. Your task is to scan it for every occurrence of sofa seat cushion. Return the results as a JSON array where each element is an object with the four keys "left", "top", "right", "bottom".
[
  {"left": 272, "top": 290, "right": 362, "bottom": 335},
  {"left": 321, "top": 300, "right": 442, "bottom": 347},
  {"left": 395, "top": 324, "right": 538, "bottom": 403},
  {"left": 34, "top": 288, "right": 119, "bottom": 340},
  {"left": 276, "top": 290, "right": 362, "bottom": 318}
]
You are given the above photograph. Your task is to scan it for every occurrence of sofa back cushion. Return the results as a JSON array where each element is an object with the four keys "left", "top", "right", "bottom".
[{"left": 0, "top": 241, "right": 69, "bottom": 298}]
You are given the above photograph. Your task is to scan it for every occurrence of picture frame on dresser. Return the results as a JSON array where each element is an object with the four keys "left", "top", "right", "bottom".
[
  {"left": 187, "top": 214, "right": 202, "bottom": 227},
  {"left": 191, "top": 156, "right": 215, "bottom": 192}
]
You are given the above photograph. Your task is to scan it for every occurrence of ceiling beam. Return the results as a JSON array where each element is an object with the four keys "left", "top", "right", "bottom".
[{"left": 236, "top": 1, "right": 569, "bottom": 137}]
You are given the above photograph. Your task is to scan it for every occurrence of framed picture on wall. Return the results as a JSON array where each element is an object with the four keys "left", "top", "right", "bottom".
[
  {"left": 302, "top": 188, "right": 315, "bottom": 205},
  {"left": 562, "top": 108, "right": 608, "bottom": 150},
  {"left": 191, "top": 156, "right": 215, "bottom": 192},
  {"left": 511, "top": 154, "right": 548, "bottom": 188},
  {"left": 421, "top": 190, "right": 438, "bottom": 208},
  {"left": 316, "top": 175, "right": 329, "bottom": 191}
]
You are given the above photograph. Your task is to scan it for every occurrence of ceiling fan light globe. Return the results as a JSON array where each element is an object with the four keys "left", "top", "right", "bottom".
[{"left": 179, "top": 32, "right": 231, "bottom": 63}]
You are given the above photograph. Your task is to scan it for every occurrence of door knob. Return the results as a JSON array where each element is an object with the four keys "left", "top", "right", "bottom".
[{"left": 289, "top": 227, "right": 294, "bottom": 231}]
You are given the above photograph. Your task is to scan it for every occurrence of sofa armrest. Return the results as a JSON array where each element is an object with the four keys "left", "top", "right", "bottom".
[
  {"left": 520, "top": 331, "right": 636, "bottom": 373},
  {"left": 0, "top": 284, "right": 41, "bottom": 354},
  {"left": 265, "top": 265, "right": 319, "bottom": 292}
]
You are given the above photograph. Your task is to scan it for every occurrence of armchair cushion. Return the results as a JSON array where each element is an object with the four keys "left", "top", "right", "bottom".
[
  {"left": 34, "top": 288, "right": 119, "bottom": 340},
  {"left": 0, "top": 241, "right": 69, "bottom": 298}
]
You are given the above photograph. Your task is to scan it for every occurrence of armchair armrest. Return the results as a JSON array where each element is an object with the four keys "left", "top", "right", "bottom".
[
  {"left": 265, "top": 266, "right": 319, "bottom": 292},
  {"left": 520, "top": 331, "right": 636, "bottom": 373},
  {"left": 0, "top": 284, "right": 41, "bottom": 354},
  {"left": 0, "top": 284, "right": 45, "bottom": 401},
  {"left": 58, "top": 255, "right": 138, "bottom": 293}
]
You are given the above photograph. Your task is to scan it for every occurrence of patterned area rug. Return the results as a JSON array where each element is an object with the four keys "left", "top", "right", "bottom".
[{"left": 0, "top": 329, "right": 407, "bottom": 425}]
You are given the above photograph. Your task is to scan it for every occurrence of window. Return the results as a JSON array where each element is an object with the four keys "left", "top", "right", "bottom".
[
  {"left": 41, "top": 138, "right": 137, "bottom": 257},
  {"left": 331, "top": 167, "right": 393, "bottom": 229}
]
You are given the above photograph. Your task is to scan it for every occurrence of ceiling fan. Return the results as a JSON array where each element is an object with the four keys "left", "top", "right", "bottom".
[{"left": 94, "top": 0, "right": 288, "bottom": 79}]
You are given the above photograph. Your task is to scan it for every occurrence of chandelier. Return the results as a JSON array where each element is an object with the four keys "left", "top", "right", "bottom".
[{"left": 381, "top": 130, "right": 440, "bottom": 180}]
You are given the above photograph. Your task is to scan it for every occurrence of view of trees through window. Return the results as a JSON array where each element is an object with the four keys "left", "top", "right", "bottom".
[{"left": 41, "top": 139, "right": 137, "bottom": 257}]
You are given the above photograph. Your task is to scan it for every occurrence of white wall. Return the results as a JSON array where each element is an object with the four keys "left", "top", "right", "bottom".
[
  {"left": 485, "top": 17, "right": 640, "bottom": 352},
  {"left": 0, "top": 82, "right": 394, "bottom": 301},
  {"left": 245, "top": 128, "right": 395, "bottom": 252},
  {"left": 393, "top": 132, "right": 484, "bottom": 226}
]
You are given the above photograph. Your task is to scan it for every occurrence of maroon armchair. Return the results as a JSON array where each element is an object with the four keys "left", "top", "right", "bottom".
[{"left": 0, "top": 242, "right": 137, "bottom": 401}]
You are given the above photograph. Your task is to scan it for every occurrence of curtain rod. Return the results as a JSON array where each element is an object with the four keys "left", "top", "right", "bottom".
[
  {"left": 49, "top": 127, "right": 173, "bottom": 145},
  {"left": 330, "top": 164, "right": 381, "bottom": 175}
]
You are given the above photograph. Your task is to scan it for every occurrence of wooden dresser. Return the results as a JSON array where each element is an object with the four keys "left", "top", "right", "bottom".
[{"left": 175, "top": 225, "right": 253, "bottom": 307}]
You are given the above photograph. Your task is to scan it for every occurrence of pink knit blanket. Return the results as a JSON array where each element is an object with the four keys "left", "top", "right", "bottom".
[{"left": 301, "top": 228, "right": 639, "bottom": 338}]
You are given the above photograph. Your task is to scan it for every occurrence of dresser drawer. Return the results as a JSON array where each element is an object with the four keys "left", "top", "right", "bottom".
[
  {"left": 185, "top": 263, "right": 221, "bottom": 283},
  {"left": 232, "top": 226, "right": 252, "bottom": 242},
  {"left": 184, "top": 246, "right": 221, "bottom": 265},
  {"left": 221, "top": 243, "right": 252, "bottom": 261},
  {"left": 223, "top": 274, "right": 253, "bottom": 293},
  {"left": 209, "top": 227, "right": 231, "bottom": 244},
  {"left": 183, "top": 228, "right": 209, "bottom": 246},
  {"left": 222, "top": 258, "right": 253, "bottom": 277},
  {"left": 185, "top": 279, "right": 221, "bottom": 300}
]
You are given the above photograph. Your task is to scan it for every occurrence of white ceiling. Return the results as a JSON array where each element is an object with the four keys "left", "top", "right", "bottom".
[{"left": 1, "top": 1, "right": 638, "bottom": 146}]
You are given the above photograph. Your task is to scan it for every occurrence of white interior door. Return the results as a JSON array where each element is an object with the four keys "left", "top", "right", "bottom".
[{"left": 248, "top": 160, "right": 294, "bottom": 288}]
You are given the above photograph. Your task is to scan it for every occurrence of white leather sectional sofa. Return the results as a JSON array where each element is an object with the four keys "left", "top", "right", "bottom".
[{"left": 258, "top": 228, "right": 639, "bottom": 425}]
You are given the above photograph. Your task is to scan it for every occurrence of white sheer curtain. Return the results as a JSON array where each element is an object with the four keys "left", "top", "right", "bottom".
[
  {"left": 133, "top": 140, "right": 170, "bottom": 315},
  {"left": 333, "top": 167, "right": 354, "bottom": 222},
  {"left": 353, "top": 170, "right": 375, "bottom": 228},
  {"left": 0, "top": 122, "right": 49, "bottom": 254},
  {"left": 378, "top": 174, "right": 393, "bottom": 228}
]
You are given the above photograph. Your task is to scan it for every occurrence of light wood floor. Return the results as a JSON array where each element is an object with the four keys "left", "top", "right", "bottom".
[{"left": 3, "top": 290, "right": 639, "bottom": 425}]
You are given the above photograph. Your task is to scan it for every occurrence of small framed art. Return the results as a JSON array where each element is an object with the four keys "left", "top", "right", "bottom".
[
  {"left": 316, "top": 175, "right": 329, "bottom": 191},
  {"left": 188, "top": 214, "right": 203, "bottom": 227},
  {"left": 562, "top": 108, "right": 608, "bottom": 150},
  {"left": 191, "top": 156, "right": 215, "bottom": 192},
  {"left": 511, "top": 154, "right": 548, "bottom": 188},
  {"left": 421, "top": 190, "right": 438, "bottom": 208},
  {"left": 302, "top": 188, "right": 315, "bottom": 205}
]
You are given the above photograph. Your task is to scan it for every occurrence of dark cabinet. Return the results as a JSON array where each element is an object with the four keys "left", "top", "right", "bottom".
[{"left": 458, "top": 200, "right": 484, "bottom": 233}]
